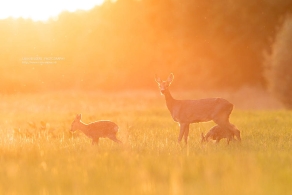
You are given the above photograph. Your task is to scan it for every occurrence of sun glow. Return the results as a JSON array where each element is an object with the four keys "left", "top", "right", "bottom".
[{"left": 0, "top": 0, "right": 104, "bottom": 21}]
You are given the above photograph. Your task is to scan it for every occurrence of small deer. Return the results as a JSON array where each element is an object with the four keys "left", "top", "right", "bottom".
[
  {"left": 155, "top": 73, "right": 241, "bottom": 144},
  {"left": 201, "top": 125, "right": 241, "bottom": 144},
  {"left": 70, "top": 114, "right": 122, "bottom": 145}
]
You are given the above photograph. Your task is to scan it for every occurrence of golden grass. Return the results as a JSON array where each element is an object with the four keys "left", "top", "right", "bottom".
[{"left": 0, "top": 90, "right": 291, "bottom": 195}]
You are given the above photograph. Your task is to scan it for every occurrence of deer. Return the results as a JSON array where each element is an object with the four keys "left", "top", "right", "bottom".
[
  {"left": 155, "top": 73, "right": 241, "bottom": 144},
  {"left": 70, "top": 114, "right": 122, "bottom": 145},
  {"left": 201, "top": 125, "right": 241, "bottom": 144}
]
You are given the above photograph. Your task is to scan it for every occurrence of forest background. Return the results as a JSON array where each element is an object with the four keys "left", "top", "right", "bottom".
[{"left": 0, "top": 0, "right": 292, "bottom": 94}]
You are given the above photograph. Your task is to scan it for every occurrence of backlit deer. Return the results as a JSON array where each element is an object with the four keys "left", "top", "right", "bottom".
[
  {"left": 201, "top": 125, "right": 241, "bottom": 144},
  {"left": 155, "top": 73, "right": 241, "bottom": 144},
  {"left": 70, "top": 114, "right": 122, "bottom": 145}
]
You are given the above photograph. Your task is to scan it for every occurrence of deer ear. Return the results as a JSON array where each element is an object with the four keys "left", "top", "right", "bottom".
[
  {"left": 155, "top": 74, "right": 162, "bottom": 83},
  {"left": 167, "top": 73, "right": 174, "bottom": 84},
  {"left": 76, "top": 114, "right": 81, "bottom": 120}
]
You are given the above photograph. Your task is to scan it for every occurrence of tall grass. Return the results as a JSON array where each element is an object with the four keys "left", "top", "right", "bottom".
[{"left": 0, "top": 91, "right": 291, "bottom": 195}]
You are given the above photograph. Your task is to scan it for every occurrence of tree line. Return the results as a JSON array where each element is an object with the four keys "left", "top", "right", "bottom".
[{"left": 0, "top": 0, "right": 292, "bottom": 93}]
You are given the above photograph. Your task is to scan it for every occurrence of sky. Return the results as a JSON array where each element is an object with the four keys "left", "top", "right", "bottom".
[{"left": 0, "top": 0, "right": 104, "bottom": 21}]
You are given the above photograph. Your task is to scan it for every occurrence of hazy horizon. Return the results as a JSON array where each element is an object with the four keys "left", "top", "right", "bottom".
[{"left": 0, "top": 0, "right": 104, "bottom": 21}]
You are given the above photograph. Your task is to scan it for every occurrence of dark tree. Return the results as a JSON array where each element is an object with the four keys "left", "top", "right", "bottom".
[{"left": 265, "top": 15, "right": 292, "bottom": 109}]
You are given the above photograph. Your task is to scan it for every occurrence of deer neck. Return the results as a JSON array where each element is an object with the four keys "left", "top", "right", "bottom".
[
  {"left": 77, "top": 121, "right": 89, "bottom": 134},
  {"left": 163, "top": 89, "right": 176, "bottom": 112}
]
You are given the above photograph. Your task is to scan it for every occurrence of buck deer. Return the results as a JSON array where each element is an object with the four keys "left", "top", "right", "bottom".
[
  {"left": 155, "top": 73, "right": 241, "bottom": 144},
  {"left": 70, "top": 114, "right": 122, "bottom": 145},
  {"left": 201, "top": 125, "right": 240, "bottom": 144}
]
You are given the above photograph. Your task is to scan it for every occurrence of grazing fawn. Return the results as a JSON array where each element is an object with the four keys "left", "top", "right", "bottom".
[
  {"left": 155, "top": 73, "right": 241, "bottom": 144},
  {"left": 201, "top": 125, "right": 241, "bottom": 144},
  {"left": 70, "top": 114, "right": 122, "bottom": 145}
]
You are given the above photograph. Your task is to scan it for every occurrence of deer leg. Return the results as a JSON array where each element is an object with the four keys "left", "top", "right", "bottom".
[
  {"left": 227, "top": 124, "right": 241, "bottom": 141},
  {"left": 204, "top": 131, "right": 212, "bottom": 142},
  {"left": 178, "top": 123, "right": 187, "bottom": 143},
  {"left": 216, "top": 138, "right": 222, "bottom": 143},
  {"left": 227, "top": 137, "right": 230, "bottom": 145},
  {"left": 201, "top": 133, "right": 206, "bottom": 144},
  {"left": 183, "top": 124, "right": 190, "bottom": 144},
  {"left": 228, "top": 127, "right": 241, "bottom": 142},
  {"left": 234, "top": 129, "right": 241, "bottom": 142},
  {"left": 92, "top": 137, "right": 99, "bottom": 145},
  {"left": 108, "top": 134, "right": 122, "bottom": 144}
]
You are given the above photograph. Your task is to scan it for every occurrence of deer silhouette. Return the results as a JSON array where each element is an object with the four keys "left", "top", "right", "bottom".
[
  {"left": 201, "top": 125, "right": 240, "bottom": 144},
  {"left": 155, "top": 73, "right": 241, "bottom": 144},
  {"left": 70, "top": 114, "right": 122, "bottom": 145}
]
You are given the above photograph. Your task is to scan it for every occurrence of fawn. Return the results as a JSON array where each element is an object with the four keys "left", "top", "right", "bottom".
[
  {"left": 201, "top": 125, "right": 241, "bottom": 144},
  {"left": 70, "top": 114, "right": 122, "bottom": 145}
]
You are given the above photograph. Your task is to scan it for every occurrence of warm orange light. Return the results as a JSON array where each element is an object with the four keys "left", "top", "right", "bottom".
[{"left": 0, "top": 0, "right": 104, "bottom": 21}]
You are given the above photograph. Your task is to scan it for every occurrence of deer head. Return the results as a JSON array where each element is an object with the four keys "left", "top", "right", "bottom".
[
  {"left": 155, "top": 73, "right": 174, "bottom": 94},
  {"left": 71, "top": 114, "right": 82, "bottom": 132}
]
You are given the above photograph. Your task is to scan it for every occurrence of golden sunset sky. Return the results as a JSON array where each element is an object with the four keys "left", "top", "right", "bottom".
[{"left": 0, "top": 0, "right": 104, "bottom": 21}]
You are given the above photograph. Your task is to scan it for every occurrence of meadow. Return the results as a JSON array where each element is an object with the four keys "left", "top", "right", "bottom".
[{"left": 0, "top": 90, "right": 292, "bottom": 195}]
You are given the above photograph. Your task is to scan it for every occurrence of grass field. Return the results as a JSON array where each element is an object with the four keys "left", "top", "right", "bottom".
[{"left": 0, "top": 90, "right": 292, "bottom": 195}]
